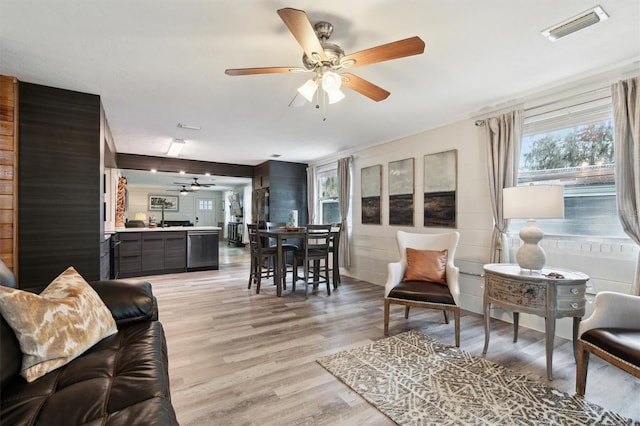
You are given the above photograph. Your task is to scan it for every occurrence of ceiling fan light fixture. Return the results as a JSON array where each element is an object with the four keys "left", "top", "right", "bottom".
[
  {"left": 167, "top": 139, "right": 186, "bottom": 157},
  {"left": 297, "top": 79, "right": 318, "bottom": 102},
  {"left": 327, "top": 88, "right": 346, "bottom": 104},
  {"left": 180, "top": 186, "right": 189, "bottom": 195},
  {"left": 321, "top": 71, "right": 342, "bottom": 92}
]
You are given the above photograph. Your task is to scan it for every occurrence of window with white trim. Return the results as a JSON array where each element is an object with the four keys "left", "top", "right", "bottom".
[
  {"left": 316, "top": 167, "right": 340, "bottom": 224},
  {"left": 510, "top": 87, "right": 625, "bottom": 238}
]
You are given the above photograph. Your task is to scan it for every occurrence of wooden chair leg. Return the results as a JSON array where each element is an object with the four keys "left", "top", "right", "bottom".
[
  {"left": 325, "top": 259, "right": 331, "bottom": 295},
  {"left": 576, "top": 341, "right": 590, "bottom": 395},
  {"left": 443, "top": 310, "right": 449, "bottom": 324},
  {"left": 404, "top": 306, "right": 410, "bottom": 319},
  {"left": 384, "top": 299, "right": 390, "bottom": 336}
]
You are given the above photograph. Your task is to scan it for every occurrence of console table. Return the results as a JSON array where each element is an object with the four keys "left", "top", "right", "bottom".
[{"left": 482, "top": 263, "right": 589, "bottom": 380}]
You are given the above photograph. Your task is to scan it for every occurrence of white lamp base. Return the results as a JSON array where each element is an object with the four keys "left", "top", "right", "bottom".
[{"left": 515, "top": 219, "right": 546, "bottom": 271}]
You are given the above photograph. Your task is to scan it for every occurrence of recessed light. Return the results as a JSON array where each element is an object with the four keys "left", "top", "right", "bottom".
[
  {"left": 205, "top": 172, "right": 211, "bottom": 176},
  {"left": 150, "top": 169, "right": 157, "bottom": 173},
  {"left": 167, "top": 139, "right": 186, "bottom": 157},
  {"left": 179, "top": 171, "right": 186, "bottom": 175}
]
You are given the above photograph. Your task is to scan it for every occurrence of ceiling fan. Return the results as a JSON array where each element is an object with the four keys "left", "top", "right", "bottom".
[
  {"left": 225, "top": 7, "right": 425, "bottom": 105},
  {"left": 172, "top": 177, "right": 214, "bottom": 191}
]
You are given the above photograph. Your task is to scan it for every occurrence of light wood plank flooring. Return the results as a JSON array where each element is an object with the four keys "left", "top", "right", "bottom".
[{"left": 144, "top": 244, "right": 639, "bottom": 425}]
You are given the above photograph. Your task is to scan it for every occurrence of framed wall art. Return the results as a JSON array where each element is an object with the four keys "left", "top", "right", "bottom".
[
  {"left": 361, "top": 165, "right": 382, "bottom": 225},
  {"left": 388, "top": 158, "right": 414, "bottom": 226},
  {"left": 423, "top": 150, "right": 457, "bottom": 228},
  {"left": 149, "top": 195, "right": 179, "bottom": 211}
]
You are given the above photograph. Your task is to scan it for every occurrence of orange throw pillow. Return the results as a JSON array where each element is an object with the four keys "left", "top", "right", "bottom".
[{"left": 403, "top": 248, "right": 448, "bottom": 285}]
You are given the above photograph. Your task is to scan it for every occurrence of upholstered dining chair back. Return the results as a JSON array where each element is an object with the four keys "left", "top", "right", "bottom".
[{"left": 384, "top": 230, "right": 461, "bottom": 346}]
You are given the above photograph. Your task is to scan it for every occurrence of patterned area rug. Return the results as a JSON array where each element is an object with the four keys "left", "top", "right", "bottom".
[{"left": 317, "top": 330, "right": 637, "bottom": 425}]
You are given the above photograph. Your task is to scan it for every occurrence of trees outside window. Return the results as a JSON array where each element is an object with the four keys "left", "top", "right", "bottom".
[{"left": 511, "top": 95, "right": 625, "bottom": 238}]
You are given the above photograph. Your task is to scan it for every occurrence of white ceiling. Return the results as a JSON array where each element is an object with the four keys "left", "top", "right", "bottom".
[{"left": 1, "top": 0, "right": 639, "bottom": 170}]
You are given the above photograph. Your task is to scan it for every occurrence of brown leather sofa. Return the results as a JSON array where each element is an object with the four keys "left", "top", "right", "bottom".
[{"left": 0, "top": 278, "right": 179, "bottom": 425}]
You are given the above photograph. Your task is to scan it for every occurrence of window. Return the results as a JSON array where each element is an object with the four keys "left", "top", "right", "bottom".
[
  {"left": 317, "top": 167, "right": 341, "bottom": 224},
  {"left": 511, "top": 88, "right": 625, "bottom": 238},
  {"left": 198, "top": 200, "right": 213, "bottom": 210}
]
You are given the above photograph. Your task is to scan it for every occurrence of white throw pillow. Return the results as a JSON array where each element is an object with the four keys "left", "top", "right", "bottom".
[{"left": 0, "top": 267, "right": 117, "bottom": 382}]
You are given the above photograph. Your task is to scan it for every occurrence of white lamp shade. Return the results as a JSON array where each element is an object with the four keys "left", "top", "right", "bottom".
[
  {"left": 297, "top": 79, "right": 318, "bottom": 102},
  {"left": 321, "top": 71, "right": 342, "bottom": 91},
  {"left": 327, "top": 88, "right": 346, "bottom": 104},
  {"left": 503, "top": 185, "right": 564, "bottom": 219}
]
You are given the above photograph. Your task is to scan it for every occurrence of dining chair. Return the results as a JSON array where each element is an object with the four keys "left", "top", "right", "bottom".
[
  {"left": 247, "top": 224, "right": 278, "bottom": 294},
  {"left": 384, "top": 230, "right": 461, "bottom": 347},
  {"left": 266, "top": 222, "right": 298, "bottom": 289},
  {"left": 576, "top": 291, "right": 640, "bottom": 395},
  {"left": 293, "top": 225, "right": 332, "bottom": 298},
  {"left": 328, "top": 222, "right": 342, "bottom": 289}
]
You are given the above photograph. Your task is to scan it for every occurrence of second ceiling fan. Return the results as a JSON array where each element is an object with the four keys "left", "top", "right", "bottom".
[{"left": 225, "top": 8, "right": 425, "bottom": 105}]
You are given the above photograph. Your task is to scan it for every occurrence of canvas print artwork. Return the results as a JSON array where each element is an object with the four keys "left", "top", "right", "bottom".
[
  {"left": 424, "top": 150, "right": 457, "bottom": 227},
  {"left": 361, "top": 165, "right": 382, "bottom": 225},
  {"left": 388, "top": 158, "right": 414, "bottom": 226},
  {"left": 149, "top": 195, "right": 179, "bottom": 211}
]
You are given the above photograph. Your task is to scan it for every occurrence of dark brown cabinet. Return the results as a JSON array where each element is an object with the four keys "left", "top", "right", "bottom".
[
  {"left": 118, "top": 232, "right": 142, "bottom": 278},
  {"left": 117, "top": 231, "right": 186, "bottom": 278}
]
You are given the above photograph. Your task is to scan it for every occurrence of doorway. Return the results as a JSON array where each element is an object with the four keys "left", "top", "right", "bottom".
[{"left": 195, "top": 197, "right": 216, "bottom": 226}]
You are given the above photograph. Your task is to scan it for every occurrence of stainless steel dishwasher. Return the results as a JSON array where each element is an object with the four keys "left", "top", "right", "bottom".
[{"left": 187, "top": 230, "right": 219, "bottom": 270}]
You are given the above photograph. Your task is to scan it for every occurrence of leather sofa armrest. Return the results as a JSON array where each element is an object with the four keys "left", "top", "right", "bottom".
[{"left": 90, "top": 279, "right": 159, "bottom": 326}]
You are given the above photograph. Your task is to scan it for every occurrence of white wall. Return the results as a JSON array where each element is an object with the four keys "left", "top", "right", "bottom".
[
  {"left": 313, "top": 98, "right": 637, "bottom": 341},
  {"left": 125, "top": 186, "right": 225, "bottom": 226}
]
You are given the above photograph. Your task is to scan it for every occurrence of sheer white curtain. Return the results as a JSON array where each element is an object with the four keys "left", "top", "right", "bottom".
[
  {"left": 612, "top": 76, "right": 640, "bottom": 295},
  {"left": 337, "top": 157, "right": 351, "bottom": 268},
  {"left": 307, "top": 166, "right": 316, "bottom": 224},
  {"left": 485, "top": 110, "right": 523, "bottom": 263}
]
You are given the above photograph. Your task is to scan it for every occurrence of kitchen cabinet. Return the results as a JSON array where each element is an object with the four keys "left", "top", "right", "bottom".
[
  {"left": 100, "top": 237, "right": 111, "bottom": 280},
  {"left": 116, "top": 230, "right": 190, "bottom": 278},
  {"left": 118, "top": 232, "right": 142, "bottom": 278}
]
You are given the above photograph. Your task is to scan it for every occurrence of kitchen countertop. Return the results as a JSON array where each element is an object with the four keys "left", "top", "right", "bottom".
[{"left": 111, "top": 226, "right": 221, "bottom": 233}]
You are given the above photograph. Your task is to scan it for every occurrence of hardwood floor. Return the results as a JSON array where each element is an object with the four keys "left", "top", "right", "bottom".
[{"left": 145, "top": 243, "right": 639, "bottom": 425}]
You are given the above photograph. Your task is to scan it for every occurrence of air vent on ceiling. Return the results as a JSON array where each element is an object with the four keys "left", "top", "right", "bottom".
[{"left": 541, "top": 6, "right": 609, "bottom": 42}]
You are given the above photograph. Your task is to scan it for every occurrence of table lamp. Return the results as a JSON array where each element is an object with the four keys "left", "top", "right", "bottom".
[{"left": 503, "top": 184, "right": 564, "bottom": 271}]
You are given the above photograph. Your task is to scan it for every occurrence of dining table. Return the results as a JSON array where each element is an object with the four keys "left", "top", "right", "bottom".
[{"left": 257, "top": 227, "right": 329, "bottom": 297}]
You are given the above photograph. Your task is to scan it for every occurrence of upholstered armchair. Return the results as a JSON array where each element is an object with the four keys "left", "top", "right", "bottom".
[
  {"left": 384, "top": 230, "right": 461, "bottom": 346},
  {"left": 576, "top": 291, "right": 640, "bottom": 395}
]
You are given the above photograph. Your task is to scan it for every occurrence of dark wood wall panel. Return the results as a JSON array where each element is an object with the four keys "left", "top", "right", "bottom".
[
  {"left": 257, "top": 160, "right": 307, "bottom": 226},
  {"left": 18, "top": 82, "right": 101, "bottom": 289},
  {"left": 117, "top": 153, "right": 254, "bottom": 178}
]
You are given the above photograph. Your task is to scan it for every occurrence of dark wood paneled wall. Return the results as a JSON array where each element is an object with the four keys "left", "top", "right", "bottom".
[
  {"left": 117, "top": 153, "right": 254, "bottom": 178},
  {"left": 18, "top": 82, "right": 102, "bottom": 289},
  {"left": 0, "top": 76, "right": 18, "bottom": 273},
  {"left": 254, "top": 160, "right": 308, "bottom": 226}
]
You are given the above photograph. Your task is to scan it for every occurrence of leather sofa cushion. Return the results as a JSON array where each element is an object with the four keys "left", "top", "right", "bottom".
[
  {"left": 90, "top": 279, "right": 158, "bottom": 326},
  {"left": 388, "top": 280, "right": 455, "bottom": 305},
  {"left": 581, "top": 328, "right": 640, "bottom": 367},
  {"left": 1, "top": 321, "right": 178, "bottom": 425}
]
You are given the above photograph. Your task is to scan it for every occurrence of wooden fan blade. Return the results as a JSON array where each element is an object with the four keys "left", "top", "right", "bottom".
[
  {"left": 341, "top": 36, "right": 425, "bottom": 69},
  {"left": 225, "top": 67, "right": 306, "bottom": 76},
  {"left": 277, "top": 8, "right": 328, "bottom": 62},
  {"left": 341, "top": 73, "right": 390, "bottom": 102}
]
